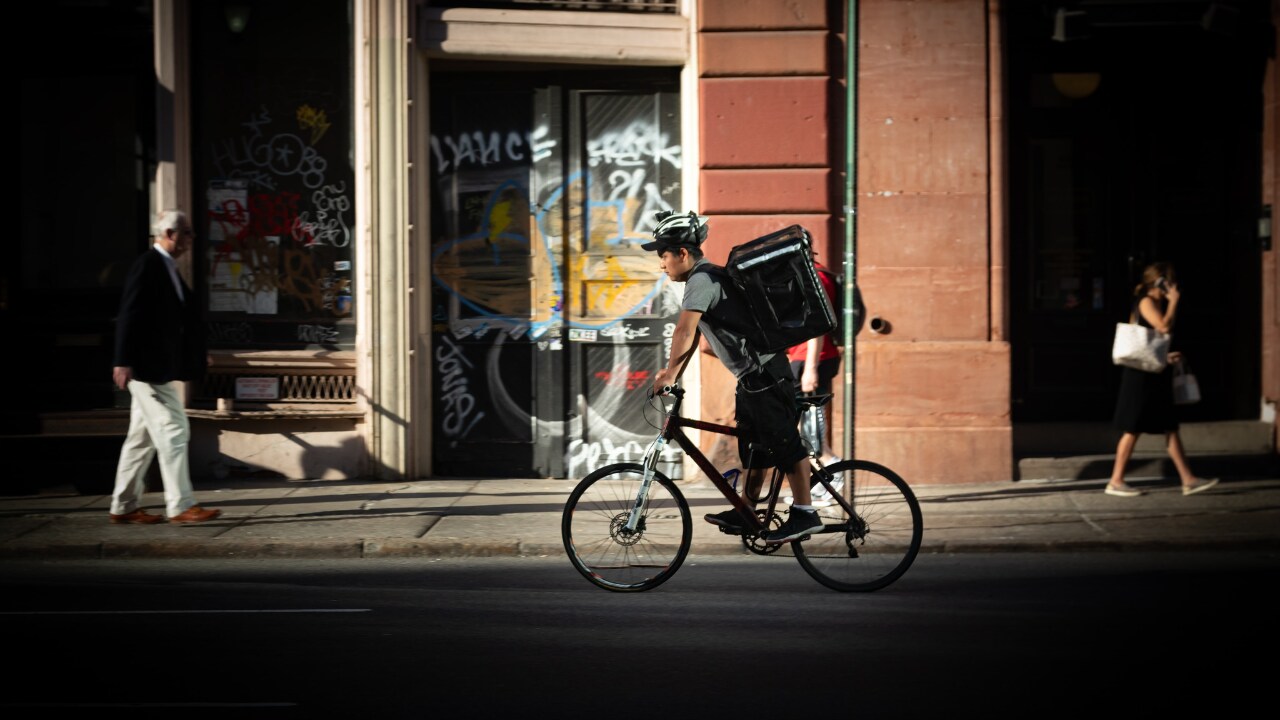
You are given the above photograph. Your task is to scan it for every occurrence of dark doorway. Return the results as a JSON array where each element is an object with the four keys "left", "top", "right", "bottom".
[
  {"left": 1007, "top": 1, "right": 1271, "bottom": 425},
  {"left": 8, "top": 1, "right": 156, "bottom": 433}
]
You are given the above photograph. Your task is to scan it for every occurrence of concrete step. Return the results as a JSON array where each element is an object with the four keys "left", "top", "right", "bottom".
[
  {"left": 1014, "top": 420, "right": 1278, "bottom": 482},
  {"left": 1014, "top": 420, "right": 1275, "bottom": 456},
  {"left": 38, "top": 409, "right": 130, "bottom": 435},
  {"left": 1017, "top": 452, "right": 1280, "bottom": 482},
  {"left": 0, "top": 434, "right": 148, "bottom": 496}
]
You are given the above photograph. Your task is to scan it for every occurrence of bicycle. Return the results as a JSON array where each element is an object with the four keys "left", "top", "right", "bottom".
[{"left": 561, "top": 384, "right": 923, "bottom": 592}]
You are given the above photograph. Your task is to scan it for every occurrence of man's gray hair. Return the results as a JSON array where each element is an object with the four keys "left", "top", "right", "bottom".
[{"left": 152, "top": 209, "right": 188, "bottom": 237}]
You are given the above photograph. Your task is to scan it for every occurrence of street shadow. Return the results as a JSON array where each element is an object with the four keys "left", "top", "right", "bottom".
[{"left": 918, "top": 476, "right": 1273, "bottom": 505}]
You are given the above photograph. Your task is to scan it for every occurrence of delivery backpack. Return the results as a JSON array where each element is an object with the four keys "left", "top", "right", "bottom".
[
  {"left": 814, "top": 261, "right": 866, "bottom": 342},
  {"left": 693, "top": 225, "right": 838, "bottom": 354}
]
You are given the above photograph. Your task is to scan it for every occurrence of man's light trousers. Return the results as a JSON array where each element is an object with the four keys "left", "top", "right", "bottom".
[{"left": 110, "top": 379, "right": 196, "bottom": 518}]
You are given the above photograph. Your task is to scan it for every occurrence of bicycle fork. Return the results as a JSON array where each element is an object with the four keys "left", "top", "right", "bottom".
[{"left": 623, "top": 435, "right": 665, "bottom": 534}]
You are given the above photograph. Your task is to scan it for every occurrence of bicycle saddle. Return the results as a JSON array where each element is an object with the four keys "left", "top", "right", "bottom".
[{"left": 796, "top": 393, "right": 832, "bottom": 408}]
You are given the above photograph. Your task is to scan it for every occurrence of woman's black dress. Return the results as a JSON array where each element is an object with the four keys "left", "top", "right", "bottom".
[{"left": 1113, "top": 298, "right": 1177, "bottom": 434}]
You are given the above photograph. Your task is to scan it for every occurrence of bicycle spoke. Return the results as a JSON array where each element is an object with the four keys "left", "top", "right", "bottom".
[
  {"left": 562, "top": 464, "right": 692, "bottom": 592},
  {"left": 794, "top": 460, "right": 922, "bottom": 591}
]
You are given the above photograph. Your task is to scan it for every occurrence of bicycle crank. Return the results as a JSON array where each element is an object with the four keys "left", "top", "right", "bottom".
[{"left": 742, "top": 510, "right": 784, "bottom": 555}]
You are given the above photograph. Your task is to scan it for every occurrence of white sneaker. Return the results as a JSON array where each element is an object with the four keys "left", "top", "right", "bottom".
[
  {"left": 811, "top": 460, "right": 843, "bottom": 503},
  {"left": 1104, "top": 482, "right": 1144, "bottom": 497},
  {"left": 785, "top": 494, "right": 833, "bottom": 508},
  {"left": 1182, "top": 478, "right": 1219, "bottom": 496}
]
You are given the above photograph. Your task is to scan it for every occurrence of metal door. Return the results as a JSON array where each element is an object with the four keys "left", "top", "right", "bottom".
[{"left": 429, "top": 73, "right": 683, "bottom": 478}]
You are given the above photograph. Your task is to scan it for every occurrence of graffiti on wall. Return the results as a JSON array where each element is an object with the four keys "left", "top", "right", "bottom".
[
  {"left": 431, "top": 115, "right": 682, "bottom": 340},
  {"left": 430, "top": 126, "right": 557, "bottom": 174},
  {"left": 435, "top": 334, "right": 487, "bottom": 440},
  {"left": 206, "top": 105, "right": 354, "bottom": 345},
  {"left": 458, "top": 331, "right": 683, "bottom": 478}
]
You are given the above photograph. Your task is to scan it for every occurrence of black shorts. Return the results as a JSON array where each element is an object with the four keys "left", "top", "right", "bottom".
[{"left": 735, "top": 355, "right": 805, "bottom": 469}]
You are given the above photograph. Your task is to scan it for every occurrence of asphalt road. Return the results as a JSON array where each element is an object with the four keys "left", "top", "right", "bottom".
[{"left": 2, "top": 552, "right": 1275, "bottom": 718}]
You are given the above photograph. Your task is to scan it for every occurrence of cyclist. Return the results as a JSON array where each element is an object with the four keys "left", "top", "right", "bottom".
[{"left": 646, "top": 210, "right": 822, "bottom": 544}]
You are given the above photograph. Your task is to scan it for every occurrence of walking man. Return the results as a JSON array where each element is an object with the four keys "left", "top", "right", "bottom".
[{"left": 108, "top": 210, "right": 220, "bottom": 525}]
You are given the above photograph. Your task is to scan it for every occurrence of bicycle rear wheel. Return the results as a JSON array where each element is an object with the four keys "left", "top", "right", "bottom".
[
  {"left": 793, "top": 460, "right": 922, "bottom": 592},
  {"left": 562, "top": 463, "right": 692, "bottom": 592}
]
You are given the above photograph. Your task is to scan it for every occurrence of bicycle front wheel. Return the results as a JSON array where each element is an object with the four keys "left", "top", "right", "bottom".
[
  {"left": 562, "top": 463, "right": 692, "bottom": 592},
  {"left": 794, "top": 460, "right": 922, "bottom": 592}
]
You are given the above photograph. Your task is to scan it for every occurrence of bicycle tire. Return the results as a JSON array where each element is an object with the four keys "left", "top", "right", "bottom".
[
  {"left": 562, "top": 463, "right": 692, "bottom": 592},
  {"left": 793, "top": 459, "right": 922, "bottom": 592}
]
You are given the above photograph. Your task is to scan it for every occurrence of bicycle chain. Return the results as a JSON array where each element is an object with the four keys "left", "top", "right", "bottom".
[{"left": 741, "top": 510, "right": 784, "bottom": 555}]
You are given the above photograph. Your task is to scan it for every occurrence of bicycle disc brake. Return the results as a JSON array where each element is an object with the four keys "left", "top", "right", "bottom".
[{"left": 609, "top": 512, "right": 644, "bottom": 546}]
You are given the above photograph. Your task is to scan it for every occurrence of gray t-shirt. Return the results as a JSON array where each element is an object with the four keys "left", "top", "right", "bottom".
[{"left": 681, "top": 258, "right": 772, "bottom": 379}]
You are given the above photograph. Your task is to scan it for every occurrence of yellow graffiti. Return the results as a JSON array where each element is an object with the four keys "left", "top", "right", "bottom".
[
  {"left": 488, "top": 197, "right": 517, "bottom": 243},
  {"left": 435, "top": 239, "right": 536, "bottom": 318},
  {"left": 434, "top": 191, "right": 663, "bottom": 327},
  {"left": 278, "top": 246, "right": 328, "bottom": 312},
  {"left": 573, "top": 254, "right": 655, "bottom": 320},
  {"left": 296, "top": 104, "right": 331, "bottom": 145}
]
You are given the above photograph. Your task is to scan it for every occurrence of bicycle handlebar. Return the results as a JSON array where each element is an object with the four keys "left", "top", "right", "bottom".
[{"left": 648, "top": 384, "right": 684, "bottom": 399}]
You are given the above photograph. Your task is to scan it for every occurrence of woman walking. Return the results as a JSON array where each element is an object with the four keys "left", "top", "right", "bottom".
[{"left": 1106, "top": 262, "right": 1218, "bottom": 497}]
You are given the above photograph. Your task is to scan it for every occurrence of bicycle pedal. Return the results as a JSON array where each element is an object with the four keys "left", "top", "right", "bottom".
[{"left": 716, "top": 526, "right": 744, "bottom": 536}]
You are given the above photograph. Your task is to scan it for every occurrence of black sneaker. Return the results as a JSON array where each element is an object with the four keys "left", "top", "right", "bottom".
[
  {"left": 704, "top": 508, "right": 750, "bottom": 535},
  {"left": 763, "top": 508, "right": 822, "bottom": 544}
]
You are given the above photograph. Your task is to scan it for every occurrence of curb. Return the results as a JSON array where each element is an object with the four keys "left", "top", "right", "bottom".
[{"left": 3, "top": 537, "right": 1278, "bottom": 560}]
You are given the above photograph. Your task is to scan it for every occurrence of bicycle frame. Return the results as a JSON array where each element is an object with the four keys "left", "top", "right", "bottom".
[
  {"left": 563, "top": 385, "right": 923, "bottom": 592},
  {"left": 563, "top": 381, "right": 921, "bottom": 589},
  {"left": 643, "top": 387, "right": 851, "bottom": 536}
]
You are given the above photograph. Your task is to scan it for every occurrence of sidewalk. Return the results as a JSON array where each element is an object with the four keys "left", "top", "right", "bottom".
[{"left": 1, "top": 474, "right": 1278, "bottom": 560}]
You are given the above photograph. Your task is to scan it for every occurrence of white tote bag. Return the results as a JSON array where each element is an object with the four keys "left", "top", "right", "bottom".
[
  {"left": 1173, "top": 362, "right": 1201, "bottom": 405},
  {"left": 1111, "top": 322, "right": 1170, "bottom": 373}
]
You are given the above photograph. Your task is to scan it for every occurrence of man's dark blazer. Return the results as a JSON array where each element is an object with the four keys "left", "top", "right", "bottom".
[{"left": 113, "top": 247, "right": 207, "bottom": 384}]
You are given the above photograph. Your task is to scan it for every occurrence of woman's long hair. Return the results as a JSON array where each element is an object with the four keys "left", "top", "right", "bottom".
[{"left": 1134, "top": 261, "right": 1176, "bottom": 297}]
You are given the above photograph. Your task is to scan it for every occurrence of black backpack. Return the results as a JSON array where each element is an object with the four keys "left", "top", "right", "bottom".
[
  {"left": 713, "top": 225, "right": 839, "bottom": 354},
  {"left": 814, "top": 261, "right": 866, "bottom": 342},
  {"left": 687, "top": 263, "right": 771, "bottom": 353}
]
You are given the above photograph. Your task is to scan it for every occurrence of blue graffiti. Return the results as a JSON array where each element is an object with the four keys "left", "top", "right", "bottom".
[{"left": 431, "top": 172, "right": 666, "bottom": 336}]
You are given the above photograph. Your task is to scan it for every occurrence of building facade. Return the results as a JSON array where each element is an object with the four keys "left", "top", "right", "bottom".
[{"left": 10, "top": 0, "right": 1278, "bottom": 488}]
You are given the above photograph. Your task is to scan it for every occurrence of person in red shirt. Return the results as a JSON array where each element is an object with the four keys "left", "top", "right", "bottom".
[{"left": 786, "top": 254, "right": 843, "bottom": 504}]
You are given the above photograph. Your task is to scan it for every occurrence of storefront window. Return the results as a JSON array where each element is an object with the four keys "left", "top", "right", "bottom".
[{"left": 192, "top": 0, "right": 355, "bottom": 351}]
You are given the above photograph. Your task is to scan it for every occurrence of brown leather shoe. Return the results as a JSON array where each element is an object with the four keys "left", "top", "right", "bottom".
[
  {"left": 109, "top": 509, "right": 166, "bottom": 525},
  {"left": 169, "top": 505, "right": 221, "bottom": 524}
]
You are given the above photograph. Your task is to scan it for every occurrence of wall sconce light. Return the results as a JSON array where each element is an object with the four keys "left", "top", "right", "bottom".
[
  {"left": 1202, "top": 3, "right": 1240, "bottom": 36},
  {"left": 225, "top": 4, "right": 251, "bottom": 34},
  {"left": 1051, "top": 72, "right": 1102, "bottom": 99},
  {"left": 1052, "top": 7, "right": 1091, "bottom": 42}
]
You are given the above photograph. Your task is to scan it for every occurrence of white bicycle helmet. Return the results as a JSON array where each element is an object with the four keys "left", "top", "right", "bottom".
[{"left": 641, "top": 210, "right": 709, "bottom": 251}]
